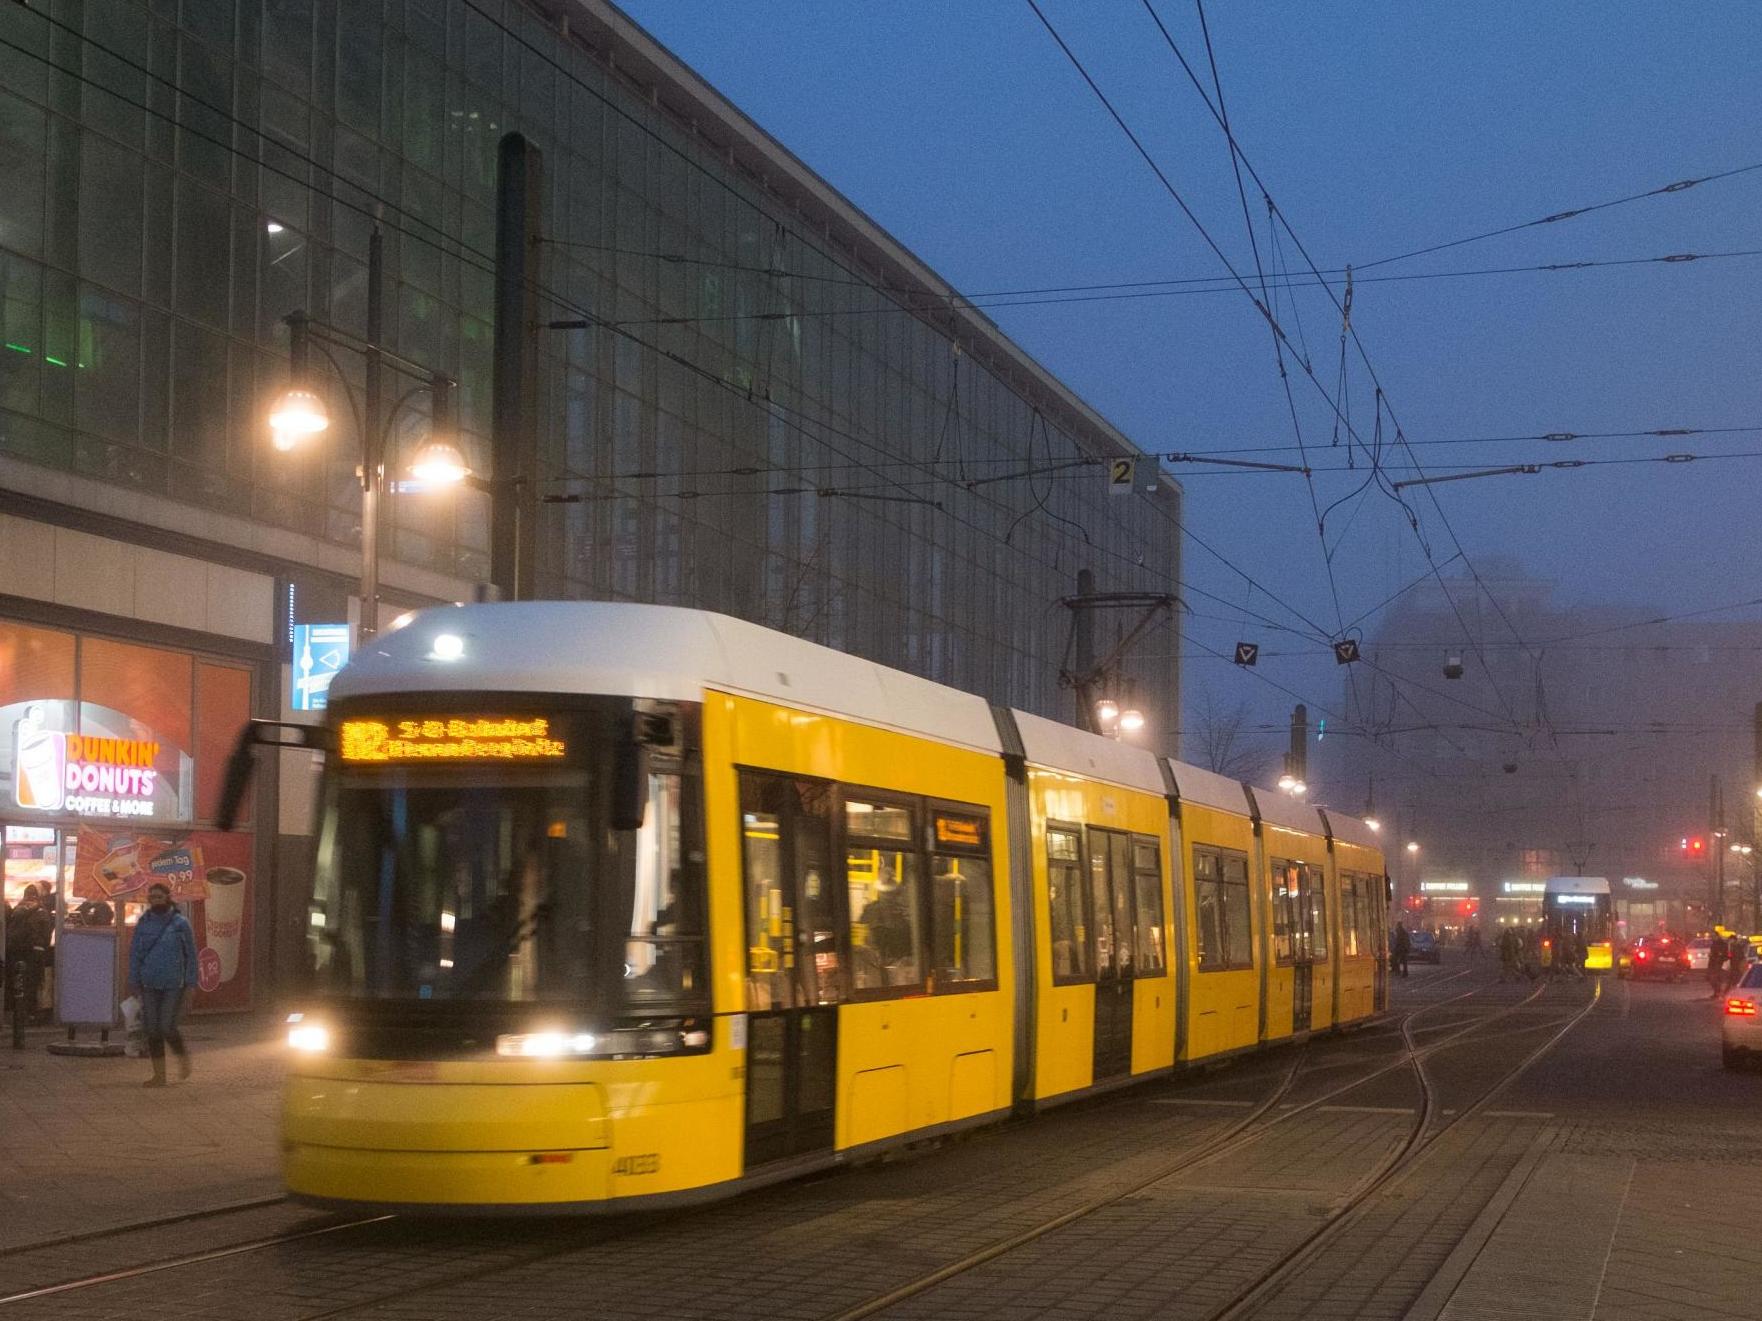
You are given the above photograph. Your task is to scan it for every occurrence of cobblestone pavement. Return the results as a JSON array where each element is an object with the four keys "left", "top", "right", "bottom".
[
  {"left": 0, "top": 1013, "right": 285, "bottom": 1254},
  {"left": 3, "top": 959, "right": 1756, "bottom": 1320}
]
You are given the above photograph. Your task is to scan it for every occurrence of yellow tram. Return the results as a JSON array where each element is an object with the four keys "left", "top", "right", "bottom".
[{"left": 233, "top": 603, "right": 1387, "bottom": 1212}]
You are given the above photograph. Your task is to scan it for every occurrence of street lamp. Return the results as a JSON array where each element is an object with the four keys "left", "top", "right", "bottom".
[
  {"left": 1363, "top": 816, "right": 1382, "bottom": 833},
  {"left": 269, "top": 241, "right": 459, "bottom": 640},
  {"left": 1406, "top": 841, "right": 1420, "bottom": 855}
]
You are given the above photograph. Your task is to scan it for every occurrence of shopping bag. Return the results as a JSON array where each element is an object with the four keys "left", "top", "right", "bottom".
[{"left": 120, "top": 994, "right": 145, "bottom": 1058}]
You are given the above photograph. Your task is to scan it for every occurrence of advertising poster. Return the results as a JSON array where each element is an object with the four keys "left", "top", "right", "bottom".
[
  {"left": 187, "top": 829, "right": 252, "bottom": 1011},
  {"left": 74, "top": 826, "right": 254, "bottom": 1012}
]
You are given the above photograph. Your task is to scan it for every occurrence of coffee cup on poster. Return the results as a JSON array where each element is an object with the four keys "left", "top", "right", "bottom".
[{"left": 203, "top": 866, "right": 247, "bottom": 983}]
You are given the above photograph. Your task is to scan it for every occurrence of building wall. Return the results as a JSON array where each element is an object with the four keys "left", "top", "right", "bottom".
[{"left": 0, "top": 0, "right": 1181, "bottom": 740}]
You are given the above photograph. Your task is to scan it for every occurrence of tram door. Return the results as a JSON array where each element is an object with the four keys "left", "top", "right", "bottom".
[
  {"left": 1290, "top": 864, "right": 1314, "bottom": 1033},
  {"left": 1088, "top": 830, "right": 1135, "bottom": 1081},
  {"left": 740, "top": 773, "right": 843, "bottom": 1169}
]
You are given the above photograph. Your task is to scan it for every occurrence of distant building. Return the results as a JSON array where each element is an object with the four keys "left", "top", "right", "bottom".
[{"left": 1318, "top": 561, "right": 1760, "bottom": 934}]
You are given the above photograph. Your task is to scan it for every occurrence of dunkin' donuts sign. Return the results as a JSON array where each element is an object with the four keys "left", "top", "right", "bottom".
[{"left": 11, "top": 705, "right": 175, "bottom": 820}]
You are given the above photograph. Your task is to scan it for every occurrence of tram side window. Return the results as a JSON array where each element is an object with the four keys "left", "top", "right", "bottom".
[
  {"left": 625, "top": 770, "right": 708, "bottom": 1005},
  {"left": 1272, "top": 861, "right": 1299, "bottom": 965},
  {"left": 847, "top": 797, "right": 924, "bottom": 996},
  {"left": 1047, "top": 826, "right": 1091, "bottom": 984},
  {"left": 1340, "top": 875, "right": 1360, "bottom": 957},
  {"left": 930, "top": 810, "right": 996, "bottom": 988},
  {"left": 740, "top": 772, "right": 840, "bottom": 1011},
  {"left": 1363, "top": 877, "right": 1387, "bottom": 956},
  {"left": 1132, "top": 837, "right": 1166, "bottom": 974},
  {"left": 1194, "top": 847, "right": 1254, "bottom": 972}
]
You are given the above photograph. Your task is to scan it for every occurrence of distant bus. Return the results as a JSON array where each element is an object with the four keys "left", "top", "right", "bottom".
[{"left": 1544, "top": 876, "right": 1614, "bottom": 971}]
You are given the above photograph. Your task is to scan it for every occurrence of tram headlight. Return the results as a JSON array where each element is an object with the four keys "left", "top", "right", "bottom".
[
  {"left": 286, "top": 1015, "right": 331, "bottom": 1053},
  {"left": 496, "top": 1019, "right": 713, "bottom": 1059}
]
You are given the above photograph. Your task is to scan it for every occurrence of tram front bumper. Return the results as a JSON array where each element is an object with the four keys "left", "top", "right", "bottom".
[{"left": 283, "top": 1075, "right": 612, "bottom": 1207}]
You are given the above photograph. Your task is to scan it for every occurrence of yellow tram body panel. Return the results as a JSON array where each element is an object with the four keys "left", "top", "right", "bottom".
[
  {"left": 282, "top": 1023, "right": 746, "bottom": 1207},
  {"left": 1332, "top": 839, "right": 1384, "bottom": 1024},
  {"left": 1261, "top": 823, "right": 1331, "bottom": 1041},
  {"left": 1178, "top": 801, "right": 1262, "bottom": 1062},
  {"left": 709, "top": 691, "right": 1016, "bottom": 1153},
  {"left": 1024, "top": 766, "right": 1174, "bottom": 1101}
]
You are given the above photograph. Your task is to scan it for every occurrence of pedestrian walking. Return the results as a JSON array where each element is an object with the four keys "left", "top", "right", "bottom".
[
  {"left": 1498, "top": 926, "right": 1521, "bottom": 982},
  {"left": 1392, "top": 922, "right": 1412, "bottom": 978},
  {"left": 4, "top": 885, "right": 53, "bottom": 1035},
  {"left": 1706, "top": 934, "right": 1728, "bottom": 1000},
  {"left": 1466, "top": 925, "right": 1484, "bottom": 960},
  {"left": 1726, "top": 933, "right": 1749, "bottom": 994},
  {"left": 126, "top": 883, "right": 199, "bottom": 1087}
]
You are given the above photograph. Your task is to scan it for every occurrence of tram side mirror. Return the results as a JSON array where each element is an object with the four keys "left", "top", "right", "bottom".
[
  {"left": 215, "top": 720, "right": 334, "bottom": 831},
  {"left": 215, "top": 727, "right": 258, "bottom": 832},
  {"left": 611, "top": 730, "right": 649, "bottom": 833}
]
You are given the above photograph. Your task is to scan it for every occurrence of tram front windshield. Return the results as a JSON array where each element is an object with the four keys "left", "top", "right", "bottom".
[
  {"left": 308, "top": 703, "right": 704, "bottom": 1013},
  {"left": 1545, "top": 894, "right": 1612, "bottom": 944}
]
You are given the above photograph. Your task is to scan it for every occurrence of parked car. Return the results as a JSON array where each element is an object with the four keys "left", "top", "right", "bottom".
[
  {"left": 1409, "top": 929, "right": 1441, "bottom": 964},
  {"left": 1721, "top": 963, "right": 1762, "bottom": 1069}
]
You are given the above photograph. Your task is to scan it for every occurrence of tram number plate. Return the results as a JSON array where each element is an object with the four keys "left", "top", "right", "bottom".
[{"left": 613, "top": 1153, "right": 661, "bottom": 1177}]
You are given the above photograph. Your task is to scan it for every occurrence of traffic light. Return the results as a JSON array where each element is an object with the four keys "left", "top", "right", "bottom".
[{"left": 1682, "top": 836, "right": 1706, "bottom": 857}]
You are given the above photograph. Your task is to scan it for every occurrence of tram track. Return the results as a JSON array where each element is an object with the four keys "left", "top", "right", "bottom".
[
  {"left": 815, "top": 974, "right": 1529, "bottom": 1321},
  {"left": 0, "top": 1194, "right": 290, "bottom": 1262},
  {"left": 1203, "top": 978, "right": 1602, "bottom": 1321}
]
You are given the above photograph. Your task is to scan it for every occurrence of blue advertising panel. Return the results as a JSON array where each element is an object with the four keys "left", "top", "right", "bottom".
[{"left": 293, "top": 623, "right": 351, "bottom": 712}]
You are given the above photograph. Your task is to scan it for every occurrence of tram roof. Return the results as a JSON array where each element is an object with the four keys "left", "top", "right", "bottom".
[
  {"left": 332, "top": 601, "right": 1003, "bottom": 754},
  {"left": 1246, "top": 785, "right": 1327, "bottom": 837},
  {"left": 1012, "top": 709, "right": 1167, "bottom": 794},
  {"left": 1165, "top": 761, "right": 1253, "bottom": 817}
]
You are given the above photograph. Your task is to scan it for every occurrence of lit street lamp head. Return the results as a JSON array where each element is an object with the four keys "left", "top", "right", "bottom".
[
  {"left": 1094, "top": 698, "right": 1120, "bottom": 726},
  {"left": 1117, "top": 707, "right": 1145, "bottom": 734},
  {"left": 1406, "top": 841, "right": 1420, "bottom": 854},
  {"left": 268, "top": 386, "right": 329, "bottom": 449},
  {"left": 408, "top": 438, "right": 473, "bottom": 488}
]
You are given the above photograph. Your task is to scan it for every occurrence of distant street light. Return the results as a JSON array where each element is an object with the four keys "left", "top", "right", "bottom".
[
  {"left": 1363, "top": 817, "right": 1382, "bottom": 833},
  {"left": 1116, "top": 707, "right": 1145, "bottom": 735},
  {"left": 1406, "top": 841, "right": 1421, "bottom": 854}
]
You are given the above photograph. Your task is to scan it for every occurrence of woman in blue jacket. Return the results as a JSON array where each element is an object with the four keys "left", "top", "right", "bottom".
[{"left": 128, "top": 882, "right": 200, "bottom": 1087}]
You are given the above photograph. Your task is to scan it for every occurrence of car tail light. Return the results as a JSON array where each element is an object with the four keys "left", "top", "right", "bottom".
[{"left": 1724, "top": 998, "right": 1757, "bottom": 1017}]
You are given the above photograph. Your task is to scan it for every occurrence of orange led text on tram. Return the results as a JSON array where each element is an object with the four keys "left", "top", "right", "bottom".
[{"left": 339, "top": 717, "right": 568, "bottom": 763}]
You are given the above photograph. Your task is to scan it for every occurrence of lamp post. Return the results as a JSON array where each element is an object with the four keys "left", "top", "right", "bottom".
[{"left": 267, "top": 233, "right": 467, "bottom": 642}]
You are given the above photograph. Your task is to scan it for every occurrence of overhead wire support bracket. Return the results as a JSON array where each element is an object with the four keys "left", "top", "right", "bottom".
[
  {"left": 1393, "top": 464, "right": 1541, "bottom": 490},
  {"left": 1164, "top": 453, "right": 1310, "bottom": 474}
]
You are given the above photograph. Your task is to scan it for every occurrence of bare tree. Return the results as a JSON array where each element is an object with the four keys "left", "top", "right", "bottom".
[{"left": 1191, "top": 690, "right": 1275, "bottom": 782}]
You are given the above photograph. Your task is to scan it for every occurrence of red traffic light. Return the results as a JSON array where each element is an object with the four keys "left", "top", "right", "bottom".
[{"left": 1682, "top": 836, "right": 1706, "bottom": 856}]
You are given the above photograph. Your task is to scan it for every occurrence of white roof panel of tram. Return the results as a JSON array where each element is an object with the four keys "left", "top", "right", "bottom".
[
  {"left": 330, "top": 602, "right": 1002, "bottom": 754},
  {"left": 1011, "top": 709, "right": 1167, "bottom": 794},
  {"left": 1166, "top": 760, "right": 1253, "bottom": 817},
  {"left": 1324, "top": 812, "right": 1384, "bottom": 851},
  {"left": 1251, "top": 787, "right": 1326, "bottom": 836}
]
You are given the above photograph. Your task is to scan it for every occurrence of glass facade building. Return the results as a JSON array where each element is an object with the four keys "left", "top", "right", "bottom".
[{"left": 0, "top": 0, "right": 1181, "bottom": 736}]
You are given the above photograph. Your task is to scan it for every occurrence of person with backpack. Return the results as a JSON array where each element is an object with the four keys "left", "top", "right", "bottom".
[{"left": 127, "top": 883, "right": 200, "bottom": 1087}]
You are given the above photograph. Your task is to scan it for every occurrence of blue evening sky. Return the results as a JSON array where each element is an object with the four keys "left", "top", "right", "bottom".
[{"left": 617, "top": 0, "right": 1762, "bottom": 741}]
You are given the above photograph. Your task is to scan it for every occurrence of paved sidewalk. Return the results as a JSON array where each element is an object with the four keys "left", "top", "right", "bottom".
[{"left": 0, "top": 1014, "right": 285, "bottom": 1251}]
